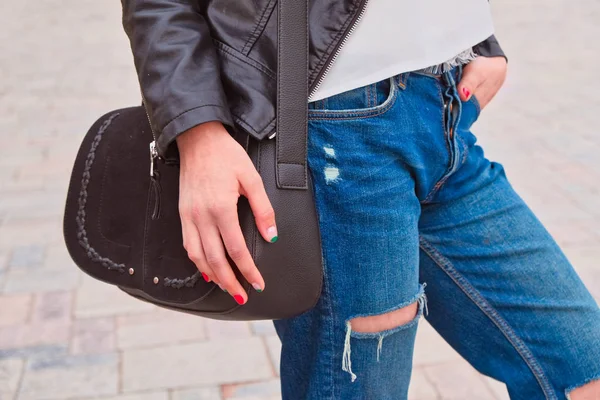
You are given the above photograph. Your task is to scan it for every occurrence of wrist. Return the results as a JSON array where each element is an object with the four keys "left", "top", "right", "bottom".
[{"left": 176, "top": 121, "right": 226, "bottom": 152}]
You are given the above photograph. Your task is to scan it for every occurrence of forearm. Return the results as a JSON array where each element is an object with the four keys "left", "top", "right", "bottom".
[{"left": 122, "top": 0, "right": 234, "bottom": 155}]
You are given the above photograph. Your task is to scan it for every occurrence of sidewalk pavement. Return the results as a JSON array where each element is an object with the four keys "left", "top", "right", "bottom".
[{"left": 1, "top": 1, "right": 599, "bottom": 399}]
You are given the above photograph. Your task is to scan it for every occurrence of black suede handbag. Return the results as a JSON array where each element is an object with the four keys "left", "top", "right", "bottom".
[{"left": 63, "top": 0, "right": 322, "bottom": 320}]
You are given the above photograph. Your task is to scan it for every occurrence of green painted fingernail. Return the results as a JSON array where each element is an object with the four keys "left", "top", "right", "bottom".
[
  {"left": 252, "top": 283, "right": 263, "bottom": 293},
  {"left": 267, "top": 226, "right": 278, "bottom": 243}
]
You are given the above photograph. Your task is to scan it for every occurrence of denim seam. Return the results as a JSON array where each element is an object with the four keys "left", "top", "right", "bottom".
[
  {"left": 311, "top": 184, "right": 337, "bottom": 399},
  {"left": 308, "top": 80, "right": 398, "bottom": 121},
  {"left": 470, "top": 95, "right": 482, "bottom": 117},
  {"left": 457, "top": 135, "right": 469, "bottom": 166},
  {"left": 419, "top": 236, "right": 557, "bottom": 400},
  {"left": 422, "top": 81, "right": 453, "bottom": 204},
  {"left": 321, "top": 251, "right": 337, "bottom": 399},
  {"left": 410, "top": 70, "right": 443, "bottom": 80}
]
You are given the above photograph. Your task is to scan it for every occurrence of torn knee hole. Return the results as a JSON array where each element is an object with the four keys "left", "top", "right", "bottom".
[
  {"left": 342, "top": 287, "right": 428, "bottom": 382},
  {"left": 349, "top": 302, "right": 419, "bottom": 334},
  {"left": 566, "top": 377, "right": 600, "bottom": 399}
]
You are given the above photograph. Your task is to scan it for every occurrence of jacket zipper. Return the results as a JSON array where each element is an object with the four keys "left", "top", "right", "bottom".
[
  {"left": 268, "top": 0, "right": 369, "bottom": 139},
  {"left": 308, "top": 0, "right": 369, "bottom": 100},
  {"left": 148, "top": 0, "right": 369, "bottom": 148}
]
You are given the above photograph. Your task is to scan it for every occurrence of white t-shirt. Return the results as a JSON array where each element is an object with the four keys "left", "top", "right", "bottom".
[{"left": 309, "top": 0, "right": 495, "bottom": 102}]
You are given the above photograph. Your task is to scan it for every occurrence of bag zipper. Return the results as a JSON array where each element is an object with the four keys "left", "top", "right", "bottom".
[
  {"left": 143, "top": 91, "right": 162, "bottom": 220},
  {"left": 268, "top": 0, "right": 369, "bottom": 139}
]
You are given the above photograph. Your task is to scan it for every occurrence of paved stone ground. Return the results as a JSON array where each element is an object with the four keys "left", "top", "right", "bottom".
[{"left": 0, "top": 1, "right": 598, "bottom": 399}]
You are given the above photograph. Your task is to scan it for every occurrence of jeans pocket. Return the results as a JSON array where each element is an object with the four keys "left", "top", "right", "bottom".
[
  {"left": 468, "top": 94, "right": 482, "bottom": 120},
  {"left": 308, "top": 76, "right": 399, "bottom": 120}
]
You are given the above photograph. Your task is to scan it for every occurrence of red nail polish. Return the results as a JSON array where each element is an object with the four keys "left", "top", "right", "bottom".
[
  {"left": 233, "top": 294, "right": 245, "bottom": 305},
  {"left": 201, "top": 272, "right": 210, "bottom": 282},
  {"left": 462, "top": 87, "right": 471, "bottom": 98}
]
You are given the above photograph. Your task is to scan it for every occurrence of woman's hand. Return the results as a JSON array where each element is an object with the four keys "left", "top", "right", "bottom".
[
  {"left": 457, "top": 56, "right": 508, "bottom": 109},
  {"left": 176, "top": 122, "right": 277, "bottom": 305}
]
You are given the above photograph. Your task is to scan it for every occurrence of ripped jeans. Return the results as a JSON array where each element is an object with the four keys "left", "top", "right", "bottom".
[{"left": 272, "top": 68, "right": 600, "bottom": 399}]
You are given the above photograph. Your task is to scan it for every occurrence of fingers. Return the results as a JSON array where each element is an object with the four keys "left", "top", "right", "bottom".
[
  {"left": 240, "top": 168, "right": 278, "bottom": 243},
  {"left": 457, "top": 62, "right": 485, "bottom": 102},
  {"left": 181, "top": 219, "right": 217, "bottom": 286},
  {"left": 239, "top": 169, "right": 278, "bottom": 243},
  {"left": 217, "top": 209, "right": 265, "bottom": 293},
  {"left": 198, "top": 221, "right": 248, "bottom": 305}
]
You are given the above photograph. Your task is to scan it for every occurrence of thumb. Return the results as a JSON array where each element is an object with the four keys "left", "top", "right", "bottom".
[{"left": 457, "top": 66, "right": 484, "bottom": 102}]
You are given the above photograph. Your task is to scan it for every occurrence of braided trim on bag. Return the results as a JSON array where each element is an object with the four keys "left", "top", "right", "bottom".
[
  {"left": 164, "top": 271, "right": 201, "bottom": 289},
  {"left": 76, "top": 113, "right": 126, "bottom": 273},
  {"left": 77, "top": 112, "right": 202, "bottom": 289}
]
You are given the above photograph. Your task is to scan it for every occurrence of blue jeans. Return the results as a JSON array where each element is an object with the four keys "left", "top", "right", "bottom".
[{"left": 272, "top": 68, "right": 600, "bottom": 399}]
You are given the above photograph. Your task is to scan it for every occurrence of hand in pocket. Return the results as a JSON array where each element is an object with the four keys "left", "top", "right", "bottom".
[{"left": 457, "top": 56, "right": 508, "bottom": 110}]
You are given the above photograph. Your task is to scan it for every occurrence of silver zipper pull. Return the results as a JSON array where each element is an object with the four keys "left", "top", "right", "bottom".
[{"left": 149, "top": 141, "right": 158, "bottom": 177}]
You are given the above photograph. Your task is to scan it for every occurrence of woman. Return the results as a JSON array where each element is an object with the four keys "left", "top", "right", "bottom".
[{"left": 122, "top": 0, "right": 600, "bottom": 398}]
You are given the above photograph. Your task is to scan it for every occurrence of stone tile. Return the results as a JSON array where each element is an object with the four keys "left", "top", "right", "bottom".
[
  {"left": 43, "top": 245, "right": 77, "bottom": 271},
  {"left": 423, "top": 362, "right": 496, "bottom": 400},
  {"left": 75, "top": 276, "right": 155, "bottom": 318},
  {"left": 8, "top": 245, "right": 45, "bottom": 269},
  {"left": 71, "top": 317, "right": 115, "bottom": 355},
  {"left": 0, "top": 253, "right": 8, "bottom": 272},
  {"left": 117, "top": 311, "right": 205, "bottom": 350},
  {"left": 413, "top": 322, "right": 461, "bottom": 366},
  {"left": 545, "top": 221, "right": 599, "bottom": 247},
  {"left": 250, "top": 321, "right": 277, "bottom": 336},
  {"left": 205, "top": 320, "right": 252, "bottom": 340},
  {"left": 578, "top": 267, "right": 600, "bottom": 300},
  {"left": 171, "top": 387, "right": 223, "bottom": 400},
  {"left": 223, "top": 379, "right": 281, "bottom": 399},
  {"left": 0, "top": 344, "right": 68, "bottom": 362},
  {"left": 121, "top": 338, "right": 272, "bottom": 392},
  {"left": 0, "top": 320, "right": 69, "bottom": 351},
  {"left": 264, "top": 336, "right": 281, "bottom": 376},
  {"left": 0, "top": 358, "right": 24, "bottom": 400},
  {"left": 0, "top": 294, "right": 33, "bottom": 326},
  {"left": 408, "top": 368, "right": 438, "bottom": 400},
  {"left": 482, "top": 376, "right": 510, "bottom": 400},
  {"left": 0, "top": 271, "right": 6, "bottom": 293},
  {"left": 31, "top": 291, "right": 72, "bottom": 323},
  {"left": 19, "top": 353, "right": 119, "bottom": 400},
  {"left": 74, "top": 391, "right": 169, "bottom": 400},
  {"left": 561, "top": 245, "right": 600, "bottom": 299},
  {"left": 2, "top": 267, "right": 79, "bottom": 294},
  {"left": 0, "top": 219, "right": 63, "bottom": 250}
]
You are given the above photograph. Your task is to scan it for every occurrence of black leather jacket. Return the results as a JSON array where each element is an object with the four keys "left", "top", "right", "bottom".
[{"left": 122, "top": 0, "right": 505, "bottom": 156}]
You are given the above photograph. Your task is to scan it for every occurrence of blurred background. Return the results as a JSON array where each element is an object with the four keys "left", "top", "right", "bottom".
[{"left": 0, "top": 1, "right": 598, "bottom": 399}]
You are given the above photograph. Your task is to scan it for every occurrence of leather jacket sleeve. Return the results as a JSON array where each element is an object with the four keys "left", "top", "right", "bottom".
[
  {"left": 121, "top": 0, "right": 234, "bottom": 156},
  {"left": 474, "top": 35, "right": 507, "bottom": 61}
]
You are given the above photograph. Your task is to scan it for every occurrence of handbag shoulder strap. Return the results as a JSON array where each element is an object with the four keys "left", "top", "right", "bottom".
[{"left": 275, "top": 0, "right": 309, "bottom": 190}]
